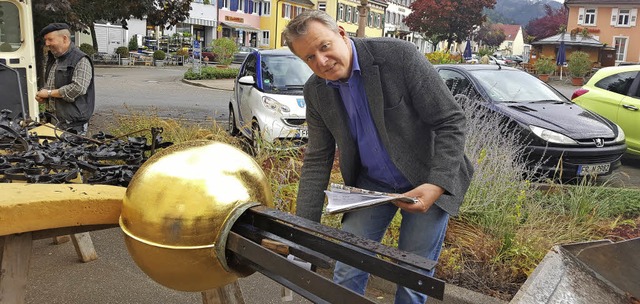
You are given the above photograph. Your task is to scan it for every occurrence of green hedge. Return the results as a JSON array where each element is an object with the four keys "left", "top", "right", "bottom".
[{"left": 183, "top": 66, "right": 239, "bottom": 80}]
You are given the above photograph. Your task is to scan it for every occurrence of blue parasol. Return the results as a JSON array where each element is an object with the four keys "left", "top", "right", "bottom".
[
  {"left": 556, "top": 40, "right": 566, "bottom": 80},
  {"left": 463, "top": 39, "right": 472, "bottom": 61}
]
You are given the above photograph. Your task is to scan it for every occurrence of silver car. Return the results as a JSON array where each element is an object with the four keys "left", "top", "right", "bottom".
[{"left": 228, "top": 49, "right": 313, "bottom": 152}]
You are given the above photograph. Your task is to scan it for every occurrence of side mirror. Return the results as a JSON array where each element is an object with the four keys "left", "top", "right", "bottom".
[{"left": 238, "top": 75, "right": 255, "bottom": 86}]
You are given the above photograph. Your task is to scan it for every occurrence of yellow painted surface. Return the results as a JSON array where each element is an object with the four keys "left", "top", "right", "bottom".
[{"left": 0, "top": 183, "right": 125, "bottom": 236}]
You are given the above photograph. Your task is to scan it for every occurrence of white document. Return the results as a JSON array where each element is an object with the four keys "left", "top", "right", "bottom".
[{"left": 324, "top": 183, "right": 418, "bottom": 214}]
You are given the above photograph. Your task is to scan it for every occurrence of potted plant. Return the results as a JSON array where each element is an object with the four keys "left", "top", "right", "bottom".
[
  {"left": 176, "top": 48, "right": 189, "bottom": 66},
  {"left": 567, "top": 51, "right": 591, "bottom": 86},
  {"left": 116, "top": 46, "right": 130, "bottom": 65},
  {"left": 153, "top": 50, "right": 166, "bottom": 67},
  {"left": 534, "top": 56, "right": 556, "bottom": 82},
  {"left": 211, "top": 38, "right": 238, "bottom": 68}
]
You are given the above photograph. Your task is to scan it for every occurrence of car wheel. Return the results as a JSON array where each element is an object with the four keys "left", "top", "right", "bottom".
[
  {"left": 228, "top": 104, "right": 239, "bottom": 136},
  {"left": 251, "top": 122, "right": 262, "bottom": 156}
]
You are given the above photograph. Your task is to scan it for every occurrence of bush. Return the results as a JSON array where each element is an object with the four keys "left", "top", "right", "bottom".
[
  {"left": 153, "top": 50, "right": 166, "bottom": 61},
  {"left": 567, "top": 51, "right": 591, "bottom": 78},
  {"left": 115, "top": 46, "right": 129, "bottom": 58},
  {"left": 211, "top": 38, "right": 238, "bottom": 66},
  {"left": 79, "top": 43, "right": 96, "bottom": 56},
  {"left": 183, "top": 66, "right": 239, "bottom": 80},
  {"left": 128, "top": 36, "right": 139, "bottom": 51},
  {"left": 176, "top": 48, "right": 189, "bottom": 57},
  {"left": 426, "top": 51, "right": 458, "bottom": 64},
  {"left": 534, "top": 56, "right": 556, "bottom": 75}
]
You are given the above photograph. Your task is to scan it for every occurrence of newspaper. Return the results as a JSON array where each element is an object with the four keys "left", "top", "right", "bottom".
[{"left": 324, "top": 183, "right": 418, "bottom": 215}]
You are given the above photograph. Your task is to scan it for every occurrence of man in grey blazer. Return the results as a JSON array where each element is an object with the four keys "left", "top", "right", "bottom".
[{"left": 283, "top": 10, "right": 473, "bottom": 303}]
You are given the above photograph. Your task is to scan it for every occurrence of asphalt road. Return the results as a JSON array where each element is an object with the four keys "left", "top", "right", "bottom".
[{"left": 94, "top": 66, "right": 230, "bottom": 124}]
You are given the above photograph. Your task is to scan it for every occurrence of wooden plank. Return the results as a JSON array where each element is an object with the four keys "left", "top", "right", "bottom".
[
  {"left": 200, "top": 281, "right": 245, "bottom": 304},
  {"left": 71, "top": 232, "right": 98, "bottom": 263},
  {"left": 53, "top": 235, "right": 71, "bottom": 244},
  {"left": 0, "top": 233, "right": 33, "bottom": 304}
]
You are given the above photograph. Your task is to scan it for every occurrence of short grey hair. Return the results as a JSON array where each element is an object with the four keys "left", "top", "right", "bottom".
[{"left": 282, "top": 10, "right": 339, "bottom": 54}]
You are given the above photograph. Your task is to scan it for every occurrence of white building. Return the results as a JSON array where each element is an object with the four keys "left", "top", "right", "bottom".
[{"left": 383, "top": 0, "right": 433, "bottom": 54}]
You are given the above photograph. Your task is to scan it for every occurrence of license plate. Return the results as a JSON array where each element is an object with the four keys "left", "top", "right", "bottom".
[{"left": 577, "top": 163, "right": 610, "bottom": 176}]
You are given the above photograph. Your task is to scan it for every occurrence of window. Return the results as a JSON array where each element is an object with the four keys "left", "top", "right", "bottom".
[
  {"left": 346, "top": 6, "right": 352, "bottom": 23},
  {"left": 296, "top": 6, "right": 303, "bottom": 17},
  {"left": 0, "top": 2, "right": 21, "bottom": 52},
  {"left": 614, "top": 37, "right": 627, "bottom": 61},
  {"left": 595, "top": 71, "right": 636, "bottom": 95},
  {"left": 222, "top": 0, "right": 230, "bottom": 9},
  {"left": 367, "top": 12, "right": 373, "bottom": 27},
  {"left": 283, "top": 3, "right": 291, "bottom": 19},
  {"left": 262, "top": 31, "right": 270, "bottom": 45},
  {"left": 438, "top": 70, "right": 476, "bottom": 98},
  {"left": 318, "top": 2, "right": 326, "bottom": 11},
  {"left": 354, "top": 7, "right": 359, "bottom": 23},
  {"left": 238, "top": 0, "right": 245, "bottom": 12},
  {"left": 584, "top": 8, "right": 596, "bottom": 25},
  {"left": 261, "top": 0, "right": 270, "bottom": 15},
  {"left": 618, "top": 9, "right": 630, "bottom": 25},
  {"left": 254, "top": 0, "right": 261, "bottom": 14},
  {"left": 338, "top": 4, "right": 344, "bottom": 21}
]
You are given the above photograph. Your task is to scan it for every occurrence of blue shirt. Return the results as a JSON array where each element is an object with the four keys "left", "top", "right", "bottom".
[{"left": 326, "top": 40, "right": 411, "bottom": 190}]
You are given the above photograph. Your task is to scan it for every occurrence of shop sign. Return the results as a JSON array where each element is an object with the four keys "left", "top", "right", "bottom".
[{"left": 225, "top": 16, "right": 244, "bottom": 23}]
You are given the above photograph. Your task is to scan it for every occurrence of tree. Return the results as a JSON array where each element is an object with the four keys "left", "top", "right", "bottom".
[
  {"left": 476, "top": 22, "right": 506, "bottom": 49},
  {"left": 405, "top": 0, "right": 496, "bottom": 52},
  {"left": 524, "top": 4, "right": 568, "bottom": 42}
]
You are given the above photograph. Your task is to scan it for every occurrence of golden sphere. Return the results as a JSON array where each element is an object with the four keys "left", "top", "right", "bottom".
[{"left": 120, "top": 141, "right": 273, "bottom": 291}]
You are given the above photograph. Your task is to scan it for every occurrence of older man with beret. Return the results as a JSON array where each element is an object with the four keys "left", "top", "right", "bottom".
[{"left": 35, "top": 23, "right": 95, "bottom": 135}]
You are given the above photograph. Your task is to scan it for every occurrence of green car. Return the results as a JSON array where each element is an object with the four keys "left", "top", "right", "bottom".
[{"left": 572, "top": 65, "right": 640, "bottom": 156}]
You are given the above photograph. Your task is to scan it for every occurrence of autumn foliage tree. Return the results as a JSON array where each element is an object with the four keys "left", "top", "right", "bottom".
[
  {"left": 525, "top": 4, "right": 569, "bottom": 41},
  {"left": 405, "top": 0, "right": 496, "bottom": 52},
  {"left": 476, "top": 23, "right": 507, "bottom": 49}
]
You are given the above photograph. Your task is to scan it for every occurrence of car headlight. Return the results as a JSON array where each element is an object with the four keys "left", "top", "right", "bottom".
[
  {"left": 529, "top": 125, "right": 577, "bottom": 144},
  {"left": 614, "top": 125, "right": 625, "bottom": 143},
  {"left": 261, "top": 96, "right": 290, "bottom": 114}
]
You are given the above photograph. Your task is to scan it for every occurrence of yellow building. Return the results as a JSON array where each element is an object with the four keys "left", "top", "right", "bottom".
[
  {"left": 260, "top": 0, "right": 315, "bottom": 49},
  {"left": 260, "top": 0, "right": 386, "bottom": 49},
  {"left": 323, "top": 0, "right": 386, "bottom": 38}
]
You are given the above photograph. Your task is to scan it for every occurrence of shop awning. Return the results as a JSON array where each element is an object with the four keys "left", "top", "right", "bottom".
[
  {"left": 221, "top": 21, "right": 260, "bottom": 32},
  {"left": 187, "top": 18, "right": 217, "bottom": 27}
]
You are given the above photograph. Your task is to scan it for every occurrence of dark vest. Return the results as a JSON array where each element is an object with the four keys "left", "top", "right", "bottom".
[{"left": 45, "top": 45, "right": 95, "bottom": 125}]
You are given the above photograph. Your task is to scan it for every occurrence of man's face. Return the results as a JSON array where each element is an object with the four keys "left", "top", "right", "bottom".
[
  {"left": 44, "top": 31, "right": 69, "bottom": 57},
  {"left": 290, "top": 20, "right": 352, "bottom": 81}
]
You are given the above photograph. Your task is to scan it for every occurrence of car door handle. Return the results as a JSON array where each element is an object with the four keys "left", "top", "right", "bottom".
[{"left": 622, "top": 104, "right": 638, "bottom": 111}]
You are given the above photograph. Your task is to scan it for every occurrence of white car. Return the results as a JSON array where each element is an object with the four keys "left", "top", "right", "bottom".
[
  {"left": 228, "top": 49, "right": 313, "bottom": 153},
  {"left": 489, "top": 55, "right": 507, "bottom": 65}
]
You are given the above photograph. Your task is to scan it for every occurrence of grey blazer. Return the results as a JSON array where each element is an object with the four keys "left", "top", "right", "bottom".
[{"left": 295, "top": 37, "right": 474, "bottom": 222}]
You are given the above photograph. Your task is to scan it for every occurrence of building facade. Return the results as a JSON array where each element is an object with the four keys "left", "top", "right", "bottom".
[
  {"left": 565, "top": 0, "right": 639, "bottom": 64},
  {"left": 384, "top": 0, "right": 433, "bottom": 54}
]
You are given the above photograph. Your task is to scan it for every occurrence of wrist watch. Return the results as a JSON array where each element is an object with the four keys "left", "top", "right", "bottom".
[{"left": 47, "top": 89, "right": 52, "bottom": 98}]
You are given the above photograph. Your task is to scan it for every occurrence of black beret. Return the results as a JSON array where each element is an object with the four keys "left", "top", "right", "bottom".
[{"left": 40, "top": 23, "right": 70, "bottom": 37}]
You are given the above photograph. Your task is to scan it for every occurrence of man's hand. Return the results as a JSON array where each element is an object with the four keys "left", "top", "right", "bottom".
[
  {"left": 395, "top": 183, "right": 444, "bottom": 213},
  {"left": 35, "top": 88, "right": 51, "bottom": 103}
]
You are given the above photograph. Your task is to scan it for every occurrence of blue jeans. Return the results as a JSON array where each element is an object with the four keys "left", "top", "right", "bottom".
[{"left": 332, "top": 179, "right": 449, "bottom": 304}]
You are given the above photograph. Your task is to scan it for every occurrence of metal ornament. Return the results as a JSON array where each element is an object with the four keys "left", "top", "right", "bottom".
[{"left": 120, "top": 140, "right": 273, "bottom": 291}]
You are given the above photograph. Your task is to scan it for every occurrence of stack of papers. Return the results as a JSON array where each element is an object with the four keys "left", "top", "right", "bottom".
[{"left": 324, "top": 183, "right": 418, "bottom": 214}]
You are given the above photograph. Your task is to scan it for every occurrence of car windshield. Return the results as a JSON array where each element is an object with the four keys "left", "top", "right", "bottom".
[
  {"left": 469, "top": 70, "right": 565, "bottom": 103},
  {"left": 261, "top": 54, "right": 313, "bottom": 92}
]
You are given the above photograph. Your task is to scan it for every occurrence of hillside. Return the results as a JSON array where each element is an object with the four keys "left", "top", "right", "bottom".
[{"left": 487, "top": 0, "right": 563, "bottom": 26}]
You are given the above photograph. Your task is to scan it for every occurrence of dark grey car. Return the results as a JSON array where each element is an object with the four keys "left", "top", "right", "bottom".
[{"left": 435, "top": 64, "right": 627, "bottom": 179}]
